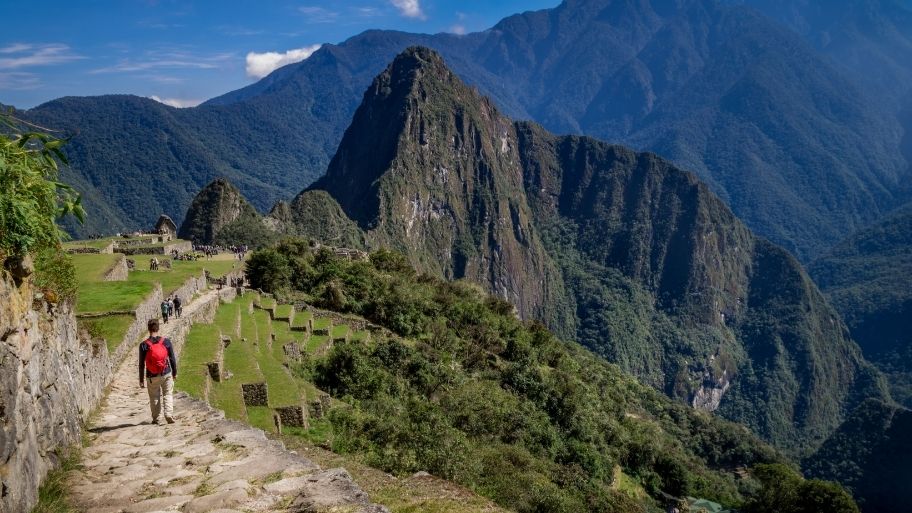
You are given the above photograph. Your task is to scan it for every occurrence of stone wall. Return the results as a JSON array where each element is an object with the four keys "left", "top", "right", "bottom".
[
  {"left": 242, "top": 383, "right": 268, "bottom": 407},
  {"left": 0, "top": 273, "right": 112, "bottom": 513},
  {"left": 102, "top": 255, "right": 129, "bottom": 282},
  {"left": 171, "top": 272, "right": 207, "bottom": 304}
]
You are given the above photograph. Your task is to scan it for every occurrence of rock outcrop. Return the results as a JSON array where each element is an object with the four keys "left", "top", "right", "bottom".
[{"left": 178, "top": 177, "right": 265, "bottom": 245}]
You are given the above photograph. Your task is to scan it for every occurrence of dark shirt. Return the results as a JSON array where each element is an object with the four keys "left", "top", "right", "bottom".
[{"left": 138, "top": 336, "right": 177, "bottom": 382}]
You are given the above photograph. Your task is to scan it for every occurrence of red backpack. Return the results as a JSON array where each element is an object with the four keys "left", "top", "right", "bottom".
[{"left": 144, "top": 337, "right": 169, "bottom": 374}]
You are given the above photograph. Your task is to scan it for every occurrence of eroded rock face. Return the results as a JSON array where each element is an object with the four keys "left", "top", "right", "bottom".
[{"left": 0, "top": 272, "right": 111, "bottom": 513}]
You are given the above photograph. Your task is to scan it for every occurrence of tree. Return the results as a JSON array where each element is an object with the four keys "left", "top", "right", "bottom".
[{"left": 743, "top": 464, "right": 859, "bottom": 513}]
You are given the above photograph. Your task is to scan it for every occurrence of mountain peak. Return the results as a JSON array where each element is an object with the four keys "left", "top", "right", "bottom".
[
  {"left": 178, "top": 177, "right": 259, "bottom": 244},
  {"left": 308, "top": 46, "right": 498, "bottom": 226}
]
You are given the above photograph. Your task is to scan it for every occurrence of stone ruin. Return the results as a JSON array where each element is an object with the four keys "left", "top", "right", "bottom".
[
  {"left": 309, "top": 399, "right": 324, "bottom": 419},
  {"left": 283, "top": 342, "right": 303, "bottom": 362},
  {"left": 241, "top": 382, "right": 268, "bottom": 406},
  {"left": 207, "top": 362, "right": 221, "bottom": 382},
  {"left": 222, "top": 336, "right": 231, "bottom": 348},
  {"left": 275, "top": 405, "right": 308, "bottom": 428}
]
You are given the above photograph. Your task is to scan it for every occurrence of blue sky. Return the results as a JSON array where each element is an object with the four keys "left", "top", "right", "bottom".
[{"left": 0, "top": 0, "right": 559, "bottom": 109}]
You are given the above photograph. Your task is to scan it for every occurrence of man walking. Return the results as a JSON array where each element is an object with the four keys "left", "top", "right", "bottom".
[
  {"left": 139, "top": 319, "right": 177, "bottom": 424},
  {"left": 173, "top": 295, "right": 182, "bottom": 318},
  {"left": 160, "top": 298, "right": 170, "bottom": 323}
]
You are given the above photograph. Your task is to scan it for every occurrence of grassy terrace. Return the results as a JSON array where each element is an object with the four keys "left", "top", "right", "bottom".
[
  {"left": 178, "top": 292, "right": 366, "bottom": 434},
  {"left": 66, "top": 243, "right": 242, "bottom": 354}
]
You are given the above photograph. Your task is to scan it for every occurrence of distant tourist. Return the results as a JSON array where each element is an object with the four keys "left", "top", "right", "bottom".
[
  {"left": 160, "top": 298, "right": 170, "bottom": 323},
  {"left": 149, "top": 257, "right": 158, "bottom": 271},
  {"left": 139, "top": 319, "right": 177, "bottom": 424},
  {"left": 173, "top": 296, "right": 182, "bottom": 318}
]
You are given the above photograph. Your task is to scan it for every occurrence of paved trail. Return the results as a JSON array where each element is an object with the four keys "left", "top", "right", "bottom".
[{"left": 68, "top": 288, "right": 386, "bottom": 513}]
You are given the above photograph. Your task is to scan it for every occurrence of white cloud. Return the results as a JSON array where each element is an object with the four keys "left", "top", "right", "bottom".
[
  {"left": 391, "top": 0, "right": 425, "bottom": 19},
  {"left": 298, "top": 6, "right": 339, "bottom": 23},
  {"left": 448, "top": 24, "right": 467, "bottom": 35},
  {"left": 245, "top": 44, "right": 322, "bottom": 79},
  {"left": 0, "top": 71, "right": 41, "bottom": 90},
  {"left": 149, "top": 95, "right": 201, "bottom": 108},
  {"left": 90, "top": 50, "right": 234, "bottom": 74},
  {"left": 0, "top": 43, "right": 84, "bottom": 69}
]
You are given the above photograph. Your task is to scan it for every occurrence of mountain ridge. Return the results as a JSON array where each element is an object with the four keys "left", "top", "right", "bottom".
[
  {"left": 17, "top": 0, "right": 912, "bottom": 261},
  {"left": 241, "top": 47, "right": 891, "bottom": 458}
]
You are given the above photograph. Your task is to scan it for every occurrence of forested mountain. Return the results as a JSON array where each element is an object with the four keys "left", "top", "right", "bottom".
[
  {"left": 263, "top": 47, "right": 889, "bottom": 458},
  {"left": 809, "top": 204, "right": 912, "bottom": 407},
  {"left": 803, "top": 399, "right": 912, "bottom": 513},
  {"left": 17, "top": 0, "right": 911, "bottom": 261},
  {"left": 732, "top": 0, "right": 912, "bottom": 106}
]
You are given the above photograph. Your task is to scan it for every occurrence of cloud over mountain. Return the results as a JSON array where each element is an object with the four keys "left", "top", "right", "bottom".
[{"left": 245, "top": 44, "right": 322, "bottom": 78}]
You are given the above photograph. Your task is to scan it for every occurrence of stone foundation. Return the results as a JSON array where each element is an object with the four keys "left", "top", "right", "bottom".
[
  {"left": 242, "top": 383, "right": 268, "bottom": 407},
  {"left": 102, "top": 255, "right": 129, "bottom": 281},
  {"left": 275, "top": 406, "right": 307, "bottom": 428},
  {"left": 207, "top": 362, "right": 221, "bottom": 382}
]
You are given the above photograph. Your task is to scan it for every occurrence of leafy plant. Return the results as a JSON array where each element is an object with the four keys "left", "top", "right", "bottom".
[{"left": 0, "top": 113, "right": 84, "bottom": 259}]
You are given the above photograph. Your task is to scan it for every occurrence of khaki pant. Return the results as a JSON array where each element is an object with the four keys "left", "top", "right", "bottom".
[{"left": 147, "top": 373, "right": 174, "bottom": 420}]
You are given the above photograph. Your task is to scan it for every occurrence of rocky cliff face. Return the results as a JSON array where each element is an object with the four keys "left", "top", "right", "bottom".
[
  {"left": 283, "top": 47, "right": 889, "bottom": 457},
  {"left": 309, "top": 48, "right": 574, "bottom": 329},
  {"left": 0, "top": 270, "right": 111, "bottom": 513},
  {"left": 178, "top": 178, "right": 263, "bottom": 245}
]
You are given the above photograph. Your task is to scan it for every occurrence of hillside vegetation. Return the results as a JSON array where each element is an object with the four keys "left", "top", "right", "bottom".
[
  {"left": 207, "top": 240, "right": 855, "bottom": 513},
  {"left": 809, "top": 205, "right": 912, "bottom": 406}
]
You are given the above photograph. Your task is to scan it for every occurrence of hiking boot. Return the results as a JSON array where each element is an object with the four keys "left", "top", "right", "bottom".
[
  {"left": 165, "top": 416, "right": 175, "bottom": 424},
  {"left": 151, "top": 418, "right": 159, "bottom": 425}
]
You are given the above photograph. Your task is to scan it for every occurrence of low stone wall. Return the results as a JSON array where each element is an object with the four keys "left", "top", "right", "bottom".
[
  {"left": 102, "top": 255, "right": 129, "bottom": 281},
  {"left": 0, "top": 273, "right": 112, "bottom": 513},
  {"left": 172, "top": 272, "right": 207, "bottom": 304},
  {"left": 293, "top": 302, "right": 384, "bottom": 334}
]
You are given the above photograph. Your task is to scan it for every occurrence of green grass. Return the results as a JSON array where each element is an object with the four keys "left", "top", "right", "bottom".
[
  {"left": 76, "top": 281, "right": 154, "bottom": 314},
  {"left": 63, "top": 237, "right": 116, "bottom": 250},
  {"left": 127, "top": 258, "right": 239, "bottom": 296},
  {"left": 291, "top": 309, "right": 312, "bottom": 329},
  {"left": 30, "top": 447, "right": 81, "bottom": 513},
  {"left": 312, "top": 317, "right": 331, "bottom": 331},
  {"left": 70, "top": 253, "right": 122, "bottom": 285},
  {"left": 79, "top": 314, "right": 135, "bottom": 353},
  {"left": 274, "top": 304, "right": 293, "bottom": 320},
  {"left": 350, "top": 330, "right": 370, "bottom": 342},
  {"left": 257, "top": 296, "right": 276, "bottom": 309},
  {"left": 331, "top": 324, "right": 350, "bottom": 339},
  {"left": 306, "top": 335, "right": 330, "bottom": 354},
  {"left": 176, "top": 323, "right": 223, "bottom": 399}
]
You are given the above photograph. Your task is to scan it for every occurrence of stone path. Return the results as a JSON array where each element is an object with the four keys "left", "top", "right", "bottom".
[{"left": 68, "top": 288, "right": 387, "bottom": 513}]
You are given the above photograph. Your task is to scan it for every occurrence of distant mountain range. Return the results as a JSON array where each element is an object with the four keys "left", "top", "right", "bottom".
[
  {"left": 17, "top": 0, "right": 912, "bottom": 262},
  {"left": 183, "top": 48, "right": 892, "bottom": 466}
]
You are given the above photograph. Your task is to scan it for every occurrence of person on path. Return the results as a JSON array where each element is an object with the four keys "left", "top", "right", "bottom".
[
  {"left": 173, "top": 295, "right": 182, "bottom": 318},
  {"left": 166, "top": 296, "right": 175, "bottom": 318},
  {"left": 160, "top": 299, "right": 170, "bottom": 323},
  {"left": 139, "top": 319, "right": 177, "bottom": 424}
]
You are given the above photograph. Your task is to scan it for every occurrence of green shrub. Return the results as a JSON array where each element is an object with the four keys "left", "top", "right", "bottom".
[{"left": 32, "top": 248, "right": 77, "bottom": 302}]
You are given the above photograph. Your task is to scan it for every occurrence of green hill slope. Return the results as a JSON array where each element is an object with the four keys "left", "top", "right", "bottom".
[{"left": 809, "top": 205, "right": 912, "bottom": 407}]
